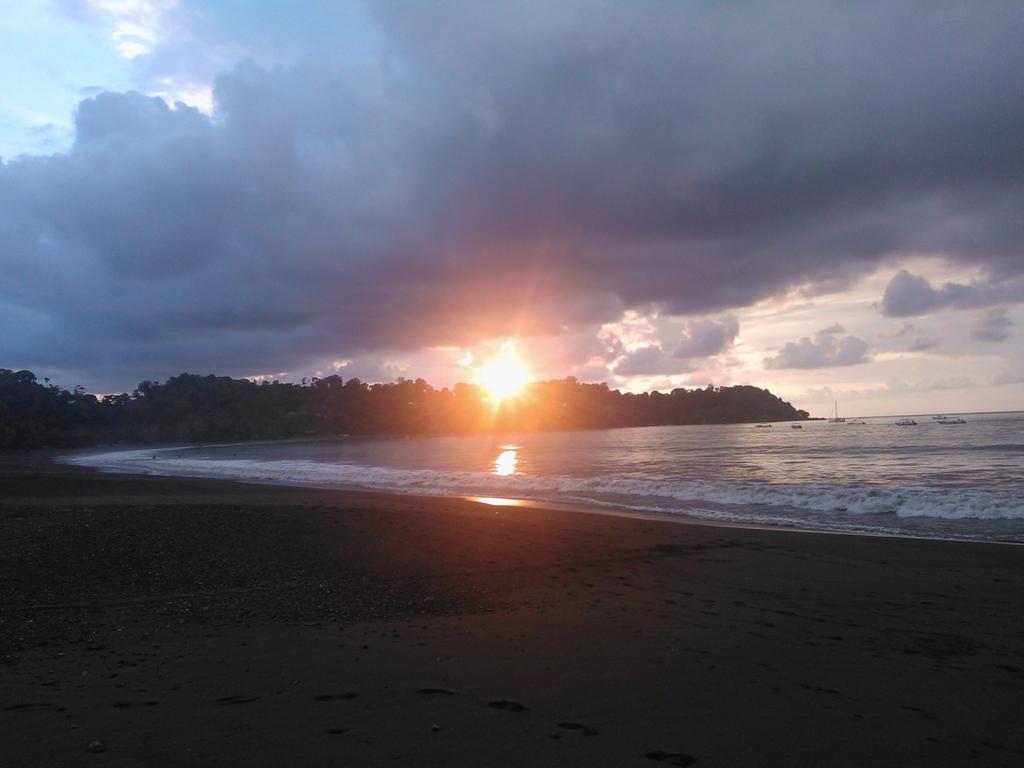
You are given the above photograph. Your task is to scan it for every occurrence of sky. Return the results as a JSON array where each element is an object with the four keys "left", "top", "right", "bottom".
[{"left": 1, "top": 1, "right": 1022, "bottom": 418}]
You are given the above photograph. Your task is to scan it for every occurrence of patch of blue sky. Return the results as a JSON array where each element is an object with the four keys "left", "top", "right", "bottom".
[{"left": 0, "top": 1, "right": 134, "bottom": 157}]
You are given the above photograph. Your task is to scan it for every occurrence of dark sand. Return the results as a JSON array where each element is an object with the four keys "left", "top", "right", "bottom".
[{"left": 2, "top": 456, "right": 1022, "bottom": 767}]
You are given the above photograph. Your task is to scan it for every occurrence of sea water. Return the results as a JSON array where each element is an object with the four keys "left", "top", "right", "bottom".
[{"left": 68, "top": 411, "right": 1024, "bottom": 543}]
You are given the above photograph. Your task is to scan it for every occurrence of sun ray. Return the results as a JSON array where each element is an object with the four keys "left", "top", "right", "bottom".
[{"left": 477, "top": 347, "right": 530, "bottom": 401}]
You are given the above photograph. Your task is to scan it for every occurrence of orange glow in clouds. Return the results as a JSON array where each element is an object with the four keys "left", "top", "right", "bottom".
[{"left": 477, "top": 347, "right": 530, "bottom": 401}]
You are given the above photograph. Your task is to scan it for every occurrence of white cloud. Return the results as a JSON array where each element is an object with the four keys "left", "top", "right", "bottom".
[
  {"left": 764, "top": 331, "right": 871, "bottom": 370},
  {"left": 90, "top": 0, "right": 175, "bottom": 60},
  {"left": 881, "top": 270, "right": 1024, "bottom": 318},
  {"left": 674, "top": 315, "right": 739, "bottom": 359},
  {"left": 971, "top": 309, "right": 1013, "bottom": 343},
  {"left": 614, "top": 345, "right": 685, "bottom": 377}
]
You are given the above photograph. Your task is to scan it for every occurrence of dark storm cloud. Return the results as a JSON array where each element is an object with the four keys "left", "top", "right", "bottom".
[{"left": 2, "top": 1, "right": 1024, "bottom": 388}]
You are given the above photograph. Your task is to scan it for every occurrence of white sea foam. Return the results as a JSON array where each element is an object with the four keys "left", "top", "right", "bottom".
[{"left": 67, "top": 448, "right": 1024, "bottom": 523}]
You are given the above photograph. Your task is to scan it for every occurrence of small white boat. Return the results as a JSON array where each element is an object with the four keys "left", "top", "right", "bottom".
[
  {"left": 934, "top": 415, "right": 967, "bottom": 424},
  {"left": 895, "top": 418, "right": 917, "bottom": 426},
  {"left": 828, "top": 401, "right": 846, "bottom": 423}
]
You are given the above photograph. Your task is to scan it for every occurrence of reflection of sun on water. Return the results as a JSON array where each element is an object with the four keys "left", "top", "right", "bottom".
[
  {"left": 493, "top": 446, "right": 518, "bottom": 476},
  {"left": 472, "top": 496, "right": 524, "bottom": 507}
]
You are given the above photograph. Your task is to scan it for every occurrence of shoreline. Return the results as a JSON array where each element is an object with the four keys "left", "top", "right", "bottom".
[
  {"left": 3, "top": 454, "right": 1023, "bottom": 766},
  {"left": 61, "top": 448, "right": 1024, "bottom": 547}
]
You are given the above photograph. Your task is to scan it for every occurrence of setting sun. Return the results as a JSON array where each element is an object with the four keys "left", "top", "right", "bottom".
[{"left": 477, "top": 349, "right": 530, "bottom": 400}]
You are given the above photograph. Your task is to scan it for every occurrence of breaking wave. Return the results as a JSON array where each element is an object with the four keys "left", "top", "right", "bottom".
[{"left": 67, "top": 448, "right": 1024, "bottom": 524}]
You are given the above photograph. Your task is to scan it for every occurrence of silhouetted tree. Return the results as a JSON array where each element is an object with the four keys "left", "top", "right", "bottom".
[{"left": 0, "top": 368, "right": 809, "bottom": 449}]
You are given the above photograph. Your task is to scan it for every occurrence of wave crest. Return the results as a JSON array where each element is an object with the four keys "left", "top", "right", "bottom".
[{"left": 67, "top": 449, "right": 1024, "bottom": 522}]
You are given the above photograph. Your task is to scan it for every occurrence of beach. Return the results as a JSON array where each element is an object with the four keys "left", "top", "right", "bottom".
[{"left": 2, "top": 455, "right": 1022, "bottom": 767}]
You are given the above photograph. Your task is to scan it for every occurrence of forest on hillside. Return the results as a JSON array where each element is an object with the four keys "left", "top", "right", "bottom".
[{"left": 0, "top": 369, "right": 809, "bottom": 449}]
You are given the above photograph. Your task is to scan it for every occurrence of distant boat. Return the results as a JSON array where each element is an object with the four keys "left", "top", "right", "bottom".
[
  {"left": 847, "top": 420, "right": 867, "bottom": 425},
  {"left": 791, "top": 424, "right": 803, "bottom": 429},
  {"left": 756, "top": 424, "right": 773, "bottom": 428},
  {"left": 935, "top": 415, "right": 967, "bottom": 424},
  {"left": 828, "top": 402, "right": 846, "bottom": 423},
  {"left": 895, "top": 418, "right": 917, "bottom": 426}
]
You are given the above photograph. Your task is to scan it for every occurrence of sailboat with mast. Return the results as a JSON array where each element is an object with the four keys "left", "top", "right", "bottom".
[{"left": 828, "top": 402, "right": 846, "bottom": 423}]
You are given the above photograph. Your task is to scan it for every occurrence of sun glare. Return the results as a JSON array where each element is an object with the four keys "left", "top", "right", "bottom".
[{"left": 478, "top": 349, "right": 530, "bottom": 401}]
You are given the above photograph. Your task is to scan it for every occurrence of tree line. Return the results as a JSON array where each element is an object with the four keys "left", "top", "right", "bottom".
[{"left": 0, "top": 368, "right": 809, "bottom": 449}]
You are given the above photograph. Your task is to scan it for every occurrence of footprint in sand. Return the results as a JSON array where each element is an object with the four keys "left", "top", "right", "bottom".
[
  {"left": 646, "top": 749, "right": 697, "bottom": 766},
  {"left": 488, "top": 699, "right": 528, "bottom": 712},
  {"left": 557, "top": 721, "right": 598, "bottom": 736},
  {"left": 215, "top": 695, "right": 260, "bottom": 706},
  {"left": 313, "top": 693, "right": 359, "bottom": 702}
]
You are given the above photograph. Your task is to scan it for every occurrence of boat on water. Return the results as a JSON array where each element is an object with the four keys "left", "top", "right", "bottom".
[
  {"left": 791, "top": 424, "right": 803, "bottom": 429},
  {"left": 895, "top": 418, "right": 917, "bottom": 426},
  {"left": 934, "top": 415, "right": 967, "bottom": 424},
  {"left": 755, "top": 424, "right": 773, "bottom": 428},
  {"left": 847, "top": 420, "right": 867, "bottom": 425},
  {"left": 828, "top": 401, "right": 845, "bottom": 423}
]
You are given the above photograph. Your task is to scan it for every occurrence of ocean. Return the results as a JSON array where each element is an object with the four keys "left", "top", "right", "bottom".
[{"left": 68, "top": 411, "right": 1024, "bottom": 543}]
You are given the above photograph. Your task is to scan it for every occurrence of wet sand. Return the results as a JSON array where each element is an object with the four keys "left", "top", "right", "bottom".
[{"left": 2, "top": 455, "right": 1022, "bottom": 767}]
